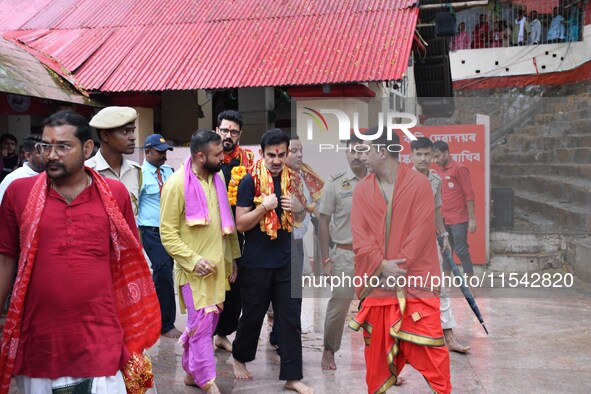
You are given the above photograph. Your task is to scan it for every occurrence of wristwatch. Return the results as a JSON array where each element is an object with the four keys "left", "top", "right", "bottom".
[
  {"left": 322, "top": 257, "right": 332, "bottom": 265},
  {"left": 440, "top": 232, "right": 449, "bottom": 237}
]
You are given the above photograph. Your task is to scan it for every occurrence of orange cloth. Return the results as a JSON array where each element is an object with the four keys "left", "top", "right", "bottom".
[
  {"left": 350, "top": 164, "right": 451, "bottom": 394},
  {"left": 299, "top": 163, "right": 324, "bottom": 211},
  {"left": 251, "top": 160, "right": 303, "bottom": 239},
  {"left": 352, "top": 302, "right": 451, "bottom": 394},
  {"left": 222, "top": 144, "right": 254, "bottom": 170}
]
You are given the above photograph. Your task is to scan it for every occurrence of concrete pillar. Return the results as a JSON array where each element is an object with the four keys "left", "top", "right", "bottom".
[
  {"left": 135, "top": 107, "right": 154, "bottom": 148},
  {"left": 161, "top": 90, "right": 213, "bottom": 145},
  {"left": 238, "top": 87, "right": 274, "bottom": 145}
]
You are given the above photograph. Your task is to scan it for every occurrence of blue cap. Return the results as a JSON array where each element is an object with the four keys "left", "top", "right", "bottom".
[{"left": 144, "top": 134, "right": 173, "bottom": 151}]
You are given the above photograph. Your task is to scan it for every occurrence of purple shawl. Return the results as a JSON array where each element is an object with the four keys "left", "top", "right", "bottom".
[{"left": 184, "top": 157, "right": 235, "bottom": 235}]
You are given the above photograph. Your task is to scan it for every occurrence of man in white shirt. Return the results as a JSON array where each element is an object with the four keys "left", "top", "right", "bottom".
[
  {"left": 529, "top": 11, "right": 542, "bottom": 45},
  {"left": 513, "top": 9, "right": 530, "bottom": 46},
  {"left": 0, "top": 135, "right": 44, "bottom": 203},
  {"left": 547, "top": 7, "right": 565, "bottom": 43}
]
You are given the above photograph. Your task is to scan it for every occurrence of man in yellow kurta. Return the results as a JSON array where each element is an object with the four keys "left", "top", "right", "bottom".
[{"left": 160, "top": 130, "right": 240, "bottom": 394}]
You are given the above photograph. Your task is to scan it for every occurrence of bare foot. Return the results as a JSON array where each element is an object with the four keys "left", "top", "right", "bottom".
[
  {"left": 162, "top": 327, "right": 182, "bottom": 339},
  {"left": 232, "top": 358, "right": 253, "bottom": 379},
  {"left": 285, "top": 380, "right": 314, "bottom": 394},
  {"left": 394, "top": 377, "right": 406, "bottom": 386},
  {"left": 321, "top": 349, "right": 336, "bottom": 370},
  {"left": 184, "top": 373, "right": 198, "bottom": 387},
  {"left": 214, "top": 335, "right": 232, "bottom": 352},
  {"left": 444, "top": 329, "right": 471, "bottom": 353},
  {"left": 206, "top": 382, "right": 221, "bottom": 394}
]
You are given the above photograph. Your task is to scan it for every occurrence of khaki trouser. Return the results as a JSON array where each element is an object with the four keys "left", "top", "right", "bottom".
[
  {"left": 323, "top": 247, "right": 355, "bottom": 352},
  {"left": 438, "top": 246, "right": 456, "bottom": 330}
]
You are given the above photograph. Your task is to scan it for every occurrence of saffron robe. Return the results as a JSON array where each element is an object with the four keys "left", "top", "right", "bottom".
[{"left": 350, "top": 164, "right": 452, "bottom": 394}]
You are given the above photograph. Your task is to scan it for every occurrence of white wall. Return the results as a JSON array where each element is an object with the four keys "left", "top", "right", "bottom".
[{"left": 450, "top": 24, "right": 591, "bottom": 81}]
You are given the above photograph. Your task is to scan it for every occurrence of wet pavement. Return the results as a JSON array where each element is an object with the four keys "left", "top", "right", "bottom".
[
  {"left": 7, "top": 277, "right": 591, "bottom": 393},
  {"left": 145, "top": 278, "right": 591, "bottom": 394}
]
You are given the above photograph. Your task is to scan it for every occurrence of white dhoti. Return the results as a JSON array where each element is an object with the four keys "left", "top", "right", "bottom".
[
  {"left": 16, "top": 372, "right": 127, "bottom": 394},
  {"left": 438, "top": 246, "right": 456, "bottom": 330}
]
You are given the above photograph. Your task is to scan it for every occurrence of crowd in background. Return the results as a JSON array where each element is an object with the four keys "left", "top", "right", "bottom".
[{"left": 450, "top": 2, "right": 584, "bottom": 50}]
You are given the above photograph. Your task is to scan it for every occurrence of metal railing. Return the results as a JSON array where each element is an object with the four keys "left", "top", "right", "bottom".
[{"left": 448, "top": 0, "right": 585, "bottom": 50}]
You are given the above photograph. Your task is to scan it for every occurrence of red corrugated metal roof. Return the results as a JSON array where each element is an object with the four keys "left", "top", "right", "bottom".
[
  {"left": 0, "top": 0, "right": 418, "bottom": 92},
  {"left": 0, "top": 36, "right": 99, "bottom": 105}
]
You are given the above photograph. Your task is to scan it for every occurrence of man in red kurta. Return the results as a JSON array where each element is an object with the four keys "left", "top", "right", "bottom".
[
  {"left": 349, "top": 129, "right": 451, "bottom": 394},
  {"left": 432, "top": 140, "right": 476, "bottom": 277},
  {"left": 472, "top": 14, "right": 490, "bottom": 48},
  {"left": 0, "top": 110, "right": 160, "bottom": 394}
]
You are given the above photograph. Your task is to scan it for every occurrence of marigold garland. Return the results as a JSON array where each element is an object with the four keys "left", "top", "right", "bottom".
[{"left": 228, "top": 165, "right": 247, "bottom": 205}]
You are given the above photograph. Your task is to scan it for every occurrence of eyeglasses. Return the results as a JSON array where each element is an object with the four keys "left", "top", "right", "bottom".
[
  {"left": 218, "top": 128, "right": 241, "bottom": 137},
  {"left": 35, "top": 142, "right": 73, "bottom": 157}
]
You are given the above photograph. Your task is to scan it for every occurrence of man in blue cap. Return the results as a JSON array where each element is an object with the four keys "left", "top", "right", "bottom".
[{"left": 138, "top": 133, "right": 181, "bottom": 338}]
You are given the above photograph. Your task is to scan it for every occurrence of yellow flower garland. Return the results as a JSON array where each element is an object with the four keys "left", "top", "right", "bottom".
[{"left": 228, "top": 165, "right": 247, "bottom": 205}]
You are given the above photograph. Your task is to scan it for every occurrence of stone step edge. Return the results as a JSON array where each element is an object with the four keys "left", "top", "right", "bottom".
[
  {"left": 511, "top": 190, "right": 591, "bottom": 215},
  {"left": 493, "top": 174, "right": 591, "bottom": 191}
]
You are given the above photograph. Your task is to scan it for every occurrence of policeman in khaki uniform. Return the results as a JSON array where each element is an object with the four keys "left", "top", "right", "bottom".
[
  {"left": 318, "top": 136, "right": 367, "bottom": 370},
  {"left": 86, "top": 106, "right": 142, "bottom": 215},
  {"left": 410, "top": 137, "right": 470, "bottom": 353}
]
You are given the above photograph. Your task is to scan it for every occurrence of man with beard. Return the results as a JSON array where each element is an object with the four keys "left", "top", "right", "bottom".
[
  {"left": 0, "top": 135, "right": 45, "bottom": 203},
  {"left": 86, "top": 106, "right": 142, "bottom": 215},
  {"left": 160, "top": 130, "right": 240, "bottom": 394},
  {"left": 138, "top": 134, "right": 181, "bottom": 339},
  {"left": 232, "top": 129, "right": 313, "bottom": 394},
  {"left": 0, "top": 110, "right": 160, "bottom": 394},
  {"left": 217, "top": 110, "right": 254, "bottom": 173},
  {"left": 214, "top": 110, "right": 254, "bottom": 352},
  {"left": 318, "top": 135, "right": 366, "bottom": 370}
]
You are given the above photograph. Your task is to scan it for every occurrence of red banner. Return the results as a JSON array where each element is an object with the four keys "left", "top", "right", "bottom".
[{"left": 399, "top": 124, "right": 488, "bottom": 265}]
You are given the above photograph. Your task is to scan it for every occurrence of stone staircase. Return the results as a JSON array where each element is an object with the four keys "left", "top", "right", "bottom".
[
  {"left": 491, "top": 98, "right": 591, "bottom": 281},
  {"left": 489, "top": 232, "right": 566, "bottom": 273}
]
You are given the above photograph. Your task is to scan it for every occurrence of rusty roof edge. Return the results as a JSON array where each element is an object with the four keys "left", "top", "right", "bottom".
[
  {"left": 1, "top": 34, "right": 103, "bottom": 106},
  {"left": 42, "top": 65, "right": 105, "bottom": 106},
  {"left": 5, "top": 34, "right": 92, "bottom": 96}
]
